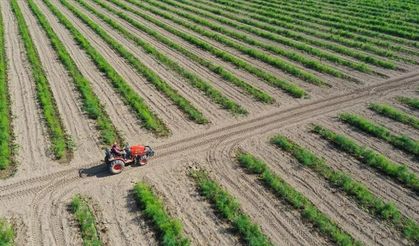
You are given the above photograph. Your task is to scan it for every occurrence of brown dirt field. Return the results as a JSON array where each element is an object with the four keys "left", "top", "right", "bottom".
[{"left": 0, "top": 0, "right": 418, "bottom": 245}]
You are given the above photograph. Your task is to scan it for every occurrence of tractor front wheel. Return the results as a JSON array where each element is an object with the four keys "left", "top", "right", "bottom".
[{"left": 109, "top": 160, "right": 124, "bottom": 174}]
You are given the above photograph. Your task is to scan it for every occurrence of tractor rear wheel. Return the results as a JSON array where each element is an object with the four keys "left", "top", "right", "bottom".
[{"left": 109, "top": 160, "right": 124, "bottom": 174}]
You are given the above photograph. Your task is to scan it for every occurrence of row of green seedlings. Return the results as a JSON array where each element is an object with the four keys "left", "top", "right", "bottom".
[
  {"left": 0, "top": 218, "right": 14, "bottom": 246},
  {"left": 74, "top": 0, "right": 247, "bottom": 115},
  {"left": 236, "top": 152, "right": 361, "bottom": 245},
  {"left": 11, "top": 0, "right": 72, "bottom": 160},
  {"left": 110, "top": 0, "right": 306, "bottom": 98},
  {"left": 205, "top": 0, "right": 418, "bottom": 57},
  {"left": 190, "top": 170, "right": 272, "bottom": 246},
  {"left": 261, "top": 0, "right": 419, "bottom": 40},
  {"left": 59, "top": 0, "right": 208, "bottom": 124},
  {"left": 133, "top": 182, "right": 190, "bottom": 246},
  {"left": 42, "top": 0, "right": 169, "bottom": 136},
  {"left": 71, "top": 195, "right": 102, "bottom": 246},
  {"left": 163, "top": 0, "right": 372, "bottom": 74},
  {"left": 132, "top": 0, "right": 327, "bottom": 86},
  {"left": 339, "top": 113, "right": 419, "bottom": 157},
  {"left": 0, "top": 4, "right": 13, "bottom": 171},
  {"left": 312, "top": 125, "right": 419, "bottom": 193},
  {"left": 233, "top": 0, "right": 419, "bottom": 48},
  {"left": 296, "top": 0, "right": 419, "bottom": 29},
  {"left": 189, "top": 0, "right": 402, "bottom": 68},
  {"left": 397, "top": 96, "right": 419, "bottom": 110},
  {"left": 27, "top": 0, "right": 121, "bottom": 145},
  {"left": 271, "top": 135, "right": 419, "bottom": 242},
  {"left": 146, "top": 0, "right": 355, "bottom": 81},
  {"left": 369, "top": 103, "right": 419, "bottom": 130},
  {"left": 88, "top": 0, "right": 272, "bottom": 104}
]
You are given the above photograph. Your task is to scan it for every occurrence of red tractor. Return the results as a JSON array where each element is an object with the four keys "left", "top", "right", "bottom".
[{"left": 104, "top": 144, "right": 155, "bottom": 174}]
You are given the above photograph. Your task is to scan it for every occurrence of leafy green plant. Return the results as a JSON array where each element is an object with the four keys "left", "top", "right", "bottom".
[
  {"left": 369, "top": 103, "right": 419, "bottom": 130},
  {"left": 71, "top": 195, "right": 102, "bottom": 246},
  {"left": 190, "top": 170, "right": 272, "bottom": 246},
  {"left": 339, "top": 113, "right": 419, "bottom": 156},
  {"left": 108, "top": 0, "right": 306, "bottom": 98},
  {"left": 27, "top": 0, "right": 121, "bottom": 145},
  {"left": 0, "top": 219, "right": 14, "bottom": 246},
  {"left": 133, "top": 182, "right": 190, "bottom": 246},
  {"left": 0, "top": 5, "right": 12, "bottom": 170},
  {"left": 75, "top": 0, "right": 247, "bottom": 115},
  {"left": 11, "top": 0, "right": 71, "bottom": 160},
  {"left": 312, "top": 125, "right": 419, "bottom": 193},
  {"left": 42, "top": 0, "right": 169, "bottom": 136},
  {"left": 60, "top": 0, "right": 207, "bottom": 124},
  {"left": 236, "top": 152, "right": 360, "bottom": 246},
  {"left": 271, "top": 135, "right": 419, "bottom": 242},
  {"left": 397, "top": 97, "right": 419, "bottom": 110}
]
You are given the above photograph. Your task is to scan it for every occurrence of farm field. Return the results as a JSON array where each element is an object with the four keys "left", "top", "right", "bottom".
[{"left": 0, "top": 0, "right": 418, "bottom": 245}]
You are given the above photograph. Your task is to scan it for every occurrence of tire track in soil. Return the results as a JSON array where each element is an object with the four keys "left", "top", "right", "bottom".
[
  {"left": 19, "top": 0, "right": 102, "bottom": 165},
  {"left": 205, "top": 137, "right": 330, "bottom": 245},
  {"left": 45, "top": 0, "right": 204, "bottom": 134},
  {"left": 285, "top": 124, "right": 419, "bottom": 222},
  {"left": 0, "top": 0, "right": 56, "bottom": 177},
  {"left": 244, "top": 136, "right": 404, "bottom": 245},
  {"left": 0, "top": 72, "right": 418, "bottom": 201}
]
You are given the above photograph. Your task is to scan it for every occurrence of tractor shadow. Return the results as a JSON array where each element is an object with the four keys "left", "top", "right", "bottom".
[{"left": 78, "top": 162, "right": 111, "bottom": 178}]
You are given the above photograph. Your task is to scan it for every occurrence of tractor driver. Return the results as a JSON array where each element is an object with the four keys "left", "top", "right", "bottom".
[{"left": 111, "top": 143, "right": 126, "bottom": 159}]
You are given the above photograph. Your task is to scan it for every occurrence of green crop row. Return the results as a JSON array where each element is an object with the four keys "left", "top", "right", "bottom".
[
  {"left": 312, "top": 125, "right": 419, "bottom": 193},
  {"left": 231, "top": 0, "right": 418, "bottom": 48},
  {"left": 0, "top": 219, "right": 14, "bottom": 246},
  {"left": 136, "top": 0, "right": 326, "bottom": 86},
  {"left": 107, "top": 0, "right": 306, "bottom": 98},
  {"left": 173, "top": 0, "right": 373, "bottom": 72},
  {"left": 0, "top": 5, "right": 12, "bottom": 170},
  {"left": 397, "top": 96, "right": 419, "bottom": 110},
  {"left": 259, "top": 0, "right": 419, "bottom": 40},
  {"left": 71, "top": 195, "right": 102, "bottom": 246},
  {"left": 192, "top": 0, "right": 400, "bottom": 68},
  {"left": 207, "top": 0, "right": 419, "bottom": 58},
  {"left": 28, "top": 0, "right": 121, "bottom": 145},
  {"left": 236, "top": 152, "right": 360, "bottom": 245},
  {"left": 190, "top": 170, "right": 272, "bottom": 246},
  {"left": 339, "top": 113, "right": 419, "bottom": 157},
  {"left": 150, "top": 0, "right": 354, "bottom": 80},
  {"left": 11, "top": 0, "right": 71, "bottom": 160},
  {"left": 271, "top": 135, "right": 419, "bottom": 242},
  {"left": 60, "top": 0, "right": 207, "bottom": 124},
  {"left": 87, "top": 0, "right": 272, "bottom": 104},
  {"left": 76, "top": 0, "right": 246, "bottom": 115},
  {"left": 133, "top": 182, "right": 190, "bottom": 246},
  {"left": 42, "top": 0, "right": 169, "bottom": 136},
  {"left": 369, "top": 103, "right": 419, "bottom": 130}
]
